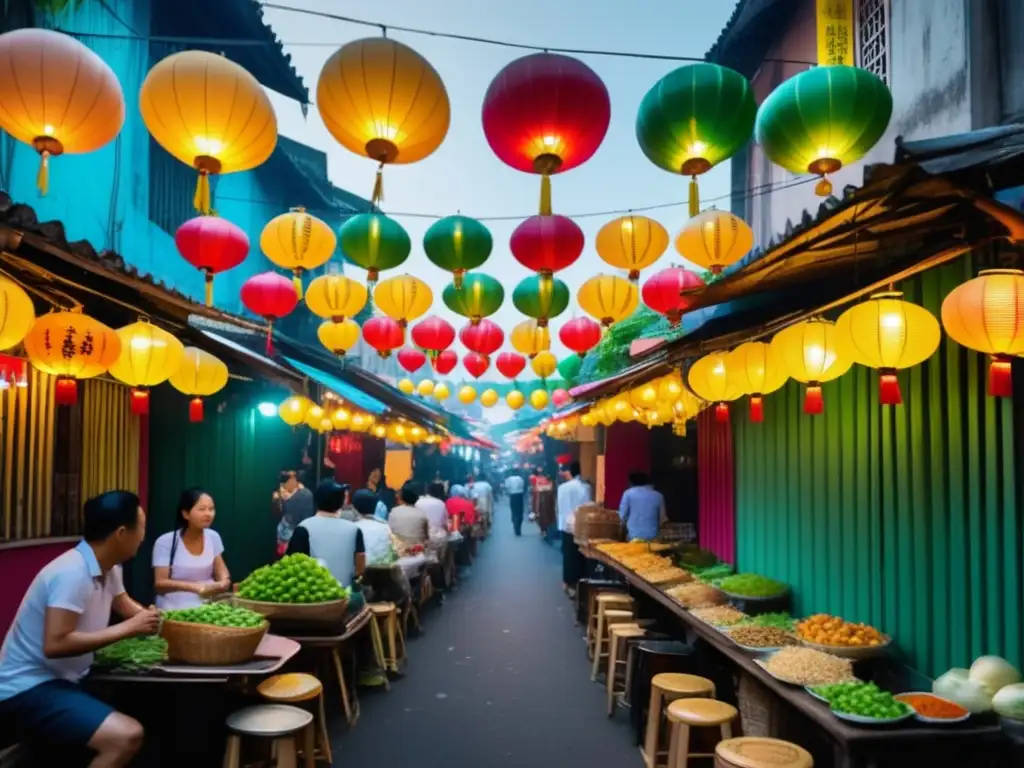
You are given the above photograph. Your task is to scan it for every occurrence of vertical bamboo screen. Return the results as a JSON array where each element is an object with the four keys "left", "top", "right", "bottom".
[
  {"left": 0, "top": 369, "right": 56, "bottom": 540},
  {"left": 80, "top": 379, "right": 140, "bottom": 525}
]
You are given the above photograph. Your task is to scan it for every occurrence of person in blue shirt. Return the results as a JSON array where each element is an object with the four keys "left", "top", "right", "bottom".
[{"left": 618, "top": 472, "right": 667, "bottom": 541}]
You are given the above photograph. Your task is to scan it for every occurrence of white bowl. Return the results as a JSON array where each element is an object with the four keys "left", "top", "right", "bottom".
[
  {"left": 832, "top": 705, "right": 915, "bottom": 726},
  {"left": 894, "top": 692, "right": 971, "bottom": 724},
  {"left": 799, "top": 635, "right": 892, "bottom": 660}
]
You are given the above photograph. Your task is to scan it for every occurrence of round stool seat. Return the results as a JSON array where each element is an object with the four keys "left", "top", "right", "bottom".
[
  {"left": 603, "top": 609, "right": 635, "bottom": 620},
  {"left": 667, "top": 697, "right": 738, "bottom": 727},
  {"left": 652, "top": 672, "right": 715, "bottom": 696},
  {"left": 610, "top": 624, "right": 646, "bottom": 639},
  {"left": 226, "top": 704, "right": 313, "bottom": 738},
  {"left": 257, "top": 673, "right": 322, "bottom": 703},
  {"left": 597, "top": 593, "right": 634, "bottom": 604},
  {"left": 716, "top": 737, "right": 813, "bottom": 768},
  {"left": 369, "top": 601, "right": 396, "bottom": 615}
]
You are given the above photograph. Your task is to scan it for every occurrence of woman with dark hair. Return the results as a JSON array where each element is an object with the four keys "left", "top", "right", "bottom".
[{"left": 152, "top": 488, "right": 230, "bottom": 610}]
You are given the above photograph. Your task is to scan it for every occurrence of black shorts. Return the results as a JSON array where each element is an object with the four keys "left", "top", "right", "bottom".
[{"left": 0, "top": 679, "right": 114, "bottom": 751}]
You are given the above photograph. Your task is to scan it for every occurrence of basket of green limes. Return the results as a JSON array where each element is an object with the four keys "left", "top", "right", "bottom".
[
  {"left": 159, "top": 603, "right": 268, "bottom": 666},
  {"left": 234, "top": 554, "right": 351, "bottom": 625}
]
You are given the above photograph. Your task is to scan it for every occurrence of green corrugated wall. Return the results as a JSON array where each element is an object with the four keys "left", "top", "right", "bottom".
[{"left": 734, "top": 257, "right": 1023, "bottom": 679}]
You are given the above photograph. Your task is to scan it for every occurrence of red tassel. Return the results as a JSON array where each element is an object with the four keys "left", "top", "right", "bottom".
[
  {"left": 54, "top": 378, "right": 77, "bottom": 406},
  {"left": 266, "top": 320, "right": 275, "bottom": 356},
  {"left": 749, "top": 395, "right": 764, "bottom": 423},
  {"left": 130, "top": 389, "right": 150, "bottom": 415},
  {"left": 189, "top": 397, "right": 204, "bottom": 422},
  {"left": 714, "top": 402, "right": 730, "bottom": 423},
  {"left": 879, "top": 372, "right": 902, "bottom": 406},
  {"left": 804, "top": 385, "right": 824, "bottom": 415},
  {"left": 989, "top": 357, "right": 1013, "bottom": 398}
]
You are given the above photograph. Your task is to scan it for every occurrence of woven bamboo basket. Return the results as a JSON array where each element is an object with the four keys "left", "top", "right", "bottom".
[
  {"left": 233, "top": 597, "right": 349, "bottom": 625},
  {"left": 160, "top": 619, "right": 268, "bottom": 666},
  {"left": 574, "top": 504, "right": 623, "bottom": 543},
  {"left": 737, "top": 670, "right": 784, "bottom": 738}
]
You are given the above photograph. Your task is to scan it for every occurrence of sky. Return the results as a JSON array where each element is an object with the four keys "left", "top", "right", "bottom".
[{"left": 261, "top": 0, "right": 739, "bottom": 385}]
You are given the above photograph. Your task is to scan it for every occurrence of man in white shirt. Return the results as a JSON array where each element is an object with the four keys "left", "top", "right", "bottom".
[
  {"left": 468, "top": 475, "right": 494, "bottom": 533},
  {"left": 556, "top": 461, "right": 592, "bottom": 597},
  {"left": 504, "top": 472, "right": 526, "bottom": 536},
  {"left": 416, "top": 482, "right": 450, "bottom": 534}
]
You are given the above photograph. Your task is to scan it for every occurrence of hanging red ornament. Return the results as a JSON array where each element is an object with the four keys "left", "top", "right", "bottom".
[
  {"left": 363, "top": 316, "right": 404, "bottom": 358},
  {"left": 459, "top": 319, "right": 504, "bottom": 356},
  {"left": 397, "top": 347, "right": 427, "bottom": 374},
  {"left": 496, "top": 351, "right": 527, "bottom": 380},
  {"left": 432, "top": 349, "right": 458, "bottom": 375},
  {"left": 240, "top": 272, "right": 297, "bottom": 354},
  {"left": 642, "top": 267, "right": 706, "bottom": 326},
  {"left": 552, "top": 388, "right": 571, "bottom": 408},
  {"left": 463, "top": 351, "right": 490, "bottom": 379},
  {"left": 558, "top": 317, "right": 602, "bottom": 357},
  {"left": 175, "top": 216, "right": 249, "bottom": 307},
  {"left": 510, "top": 215, "right": 585, "bottom": 278},
  {"left": 411, "top": 315, "right": 455, "bottom": 360}
]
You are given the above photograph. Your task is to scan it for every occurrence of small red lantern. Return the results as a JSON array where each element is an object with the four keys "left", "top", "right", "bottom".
[
  {"left": 175, "top": 216, "right": 250, "bottom": 307},
  {"left": 397, "top": 347, "right": 427, "bottom": 374},
  {"left": 510, "top": 215, "right": 585, "bottom": 278},
  {"left": 496, "top": 351, "right": 527, "bottom": 380},
  {"left": 463, "top": 351, "right": 490, "bottom": 379},
  {"left": 241, "top": 272, "right": 298, "bottom": 354},
  {"left": 363, "top": 316, "right": 404, "bottom": 358},
  {"left": 411, "top": 316, "right": 455, "bottom": 359},
  {"left": 459, "top": 319, "right": 504, "bottom": 356},
  {"left": 552, "top": 388, "right": 571, "bottom": 408},
  {"left": 559, "top": 317, "right": 602, "bottom": 357},
  {"left": 642, "top": 267, "right": 706, "bottom": 326},
  {"left": 432, "top": 349, "right": 458, "bottom": 375}
]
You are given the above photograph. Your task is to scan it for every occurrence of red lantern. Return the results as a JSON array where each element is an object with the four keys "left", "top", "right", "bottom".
[
  {"left": 559, "top": 317, "right": 602, "bottom": 357},
  {"left": 432, "top": 349, "right": 458, "bottom": 375},
  {"left": 482, "top": 52, "right": 610, "bottom": 214},
  {"left": 510, "top": 215, "right": 585, "bottom": 278},
  {"left": 240, "top": 272, "right": 297, "bottom": 354},
  {"left": 397, "top": 347, "right": 427, "bottom": 374},
  {"left": 496, "top": 351, "right": 527, "bottom": 380},
  {"left": 459, "top": 319, "right": 504, "bottom": 356},
  {"left": 642, "top": 267, "right": 706, "bottom": 326},
  {"left": 175, "top": 216, "right": 249, "bottom": 307},
  {"left": 363, "top": 316, "right": 404, "bottom": 358},
  {"left": 411, "top": 316, "right": 455, "bottom": 359},
  {"left": 463, "top": 351, "right": 490, "bottom": 379},
  {"left": 552, "top": 388, "right": 571, "bottom": 408}
]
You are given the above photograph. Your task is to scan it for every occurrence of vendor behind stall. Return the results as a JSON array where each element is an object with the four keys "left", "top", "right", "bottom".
[
  {"left": 618, "top": 472, "right": 667, "bottom": 541},
  {"left": 152, "top": 488, "right": 231, "bottom": 609},
  {"left": 287, "top": 480, "right": 365, "bottom": 588}
]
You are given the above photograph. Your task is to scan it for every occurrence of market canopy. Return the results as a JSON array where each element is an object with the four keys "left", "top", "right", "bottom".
[{"left": 283, "top": 356, "right": 388, "bottom": 415}]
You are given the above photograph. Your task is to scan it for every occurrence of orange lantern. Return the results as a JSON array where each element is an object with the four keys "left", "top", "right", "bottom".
[
  {"left": 24, "top": 309, "right": 121, "bottom": 405},
  {"left": 260, "top": 207, "right": 337, "bottom": 298},
  {"left": 108, "top": 320, "right": 185, "bottom": 415},
  {"left": 675, "top": 209, "right": 754, "bottom": 275},
  {"left": 305, "top": 274, "right": 368, "bottom": 322},
  {"left": 169, "top": 347, "right": 229, "bottom": 422},
  {"left": 595, "top": 214, "right": 669, "bottom": 281},
  {"left": 725, "top": 341, "right": 788, "bottom": 422},
  {"left": 0, "top": 275, "right": 36, "bottom": 350},
  {"left": 318, "top": 319, "right": 360, "bottom": 358}
]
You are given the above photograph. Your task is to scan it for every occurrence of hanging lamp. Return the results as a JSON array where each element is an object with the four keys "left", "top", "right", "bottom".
[
  {"left": 442, "top": 273, "right": 504, "bottom": 325},
  {"left": 423, "top": 215, "right": 492, "bottom": 288},
  {"left": 169, "top": 347, "right": 229, "bottom": 422},
  {"left": 675, "top": 209, "right": 754, "bottom": 276},
  {"left": 595, "top": 214, "right": 669, "bottom": 281},
  {"left": 108, "top": 320, "right": 185, "bottom": 415},
  {"left": 338, "top": 212, "right": 411, "bottom": 285},
  {"left": 577, "top": 274, "right": 639, "bottom": 329},
  {"left": 373, "top": 274, "right": 433, "bottom": 329},
  {"left": 260, "top": 207, "right": 336, "bottom": 298},
  {"left": 175, "top": 216, "right": 249, "bottom": 307},
  {"left": 642, "top": 266, "right": 706, "bottom": 325},
  {"left": 513, "top": 275, "right": 570, "bottom": 327},
  {"left": 24, "top": 309, "right": 120, "bottom": 406},
  {"left": 725, "top": 341, "right": 789, "bottom": 422},
  {"left": 304, "top": 274, "right": 368, "bottom": 323},
  {"left": 240, "top": 272, "right": 298, "bottom": 354},
  {"left": 687, "top": 351, "right": 741, "bottom": 423},
  {"left": 771, "top": 319, "right": 852, "bottom": 414}
]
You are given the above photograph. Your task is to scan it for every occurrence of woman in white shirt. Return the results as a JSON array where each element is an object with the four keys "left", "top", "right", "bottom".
[{"left": 152, "top": 488, "right": 231, "bottom": 610}]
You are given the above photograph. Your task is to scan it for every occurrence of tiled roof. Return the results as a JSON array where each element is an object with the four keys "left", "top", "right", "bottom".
[{"left": 704, "top": 0, "right": 801, "bottom": 77}]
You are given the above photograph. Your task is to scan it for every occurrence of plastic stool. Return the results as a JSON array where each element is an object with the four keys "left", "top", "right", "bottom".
[
  {"left": 223, "top": 704, "right": 314, "bottom": 768},
  {"left": 257, "top": 674, "right": 330, "bottom": 765},
  {"left": 665, "top": 698, "right": 738, "bottom": 768}
]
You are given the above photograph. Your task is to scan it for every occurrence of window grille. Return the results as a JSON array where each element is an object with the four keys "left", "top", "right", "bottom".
[{"left": 858, "top": 0, "right": 889, "bottom": 84}]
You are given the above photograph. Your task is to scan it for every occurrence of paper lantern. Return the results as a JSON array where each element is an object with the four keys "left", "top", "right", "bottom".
[
  {"left": 417, "top": 379, "right": 436, "bottom": 397},
  {"left": 317, "top": 38, "right": 450, "bottom": 205},
  {"left": 459, "top": 319, "right": 504, "bottom": 356},
  {"left": 630, "top": 381, "right": 660, "bottom": 412},
  {"left": 411, "top": 316, "right": 455, "bottom": 358},
  {"left": 480, "top": 388, "right": 499, "bottom": 408},
  {"left": 424, "top": 215, "right": 492, "bottom": 289},
  {"left": 642, "top": 267, "right": 706, "bottom": 325},
  {"left": 726, "top": 341, "right": 789, "bottom": 423},
  {"left": 496, "top": 351, "right": 527, "bottom": 380},
  {"left": 0, "top": 275, "right": 35, "bottom": 351},
  {"left": 397, "top": 347, "right": 428, "bottom": 374},
  {"left": 688, "top": 351, "right": 741, "bottom": 423},
  {"left": 552, "top": 388, "right": 571, "bottom": 408},
  {"left": 317, "top": 319, "right": 360, "bottom": 357},
  {"left": 506, "top": 389, "right": 525, "bottom": 410},
  {"left": 463, "top": 352, "right": 490, "bottom": 380},
  {"left": 260, "top": 207, "right": 336, "bottom": 298},
  {"left": 511, "top": 319, "right": 551, "bottom": 359},
  {"left": 371, "top": 423, "right": 388, "bottom": 439},
  {"left": 559, "top": 317, "right": 601, "bottom": 358},
  {"left": 513, "top": 276, "right": 570, "bottom": 327},
  {"left": 609, "top": 394, "right": 637, "bottom": 423},
  {"left": 836, "top": 291, "right": 941, "bottom": 405},
  {"left": 0, "top": 28, "right": 124, "bottom": 194},
  {"left": 637, "top": 63, "right": 755, "bottom": 216},
  {"left": 338, "top": 212, "right": 411, "bottom": 285},
  {"left": 557, "top": 354, "right": 583, "bottom": 383},
  {"left": 304, "top": 405, "right": 326, "bottom": 431},
  {"left": 657, "top": 372, "right": 685, "bottom": 405},
  {"left": 771, "top": 319, "right": 852, "bottom": 415},
  {"left": 432, "top": 349, "right": 458, "bottom": 376},
  {"left": 398, "top": 378, "right": 415, "bottom": 395},
  {"left": 304, "top": 275, "right": 368, "bottom": 324},
  {"left": 374, "top": 274, "right": 433, "bottom": 329},
  {"left": 510, "top": 215, "right": 585, "bottom": 278},
  {"left": 675, "top": 210, "right": 753, "bottom": 276},
  {"left": 442, "top": 273, "right": 504, "bottom": 324},
  {"left": 24, "top": 310, "right": 120, "bottom": 406},
  {"left": 482, "top": 52, "right": 610, "bottom": 214},
  {"left": 108, "top": 320, "right": 185, "bottom": 415},
  {"left": 351, "top": 413, "right": 375, "bottom": 432},
  {"left": 458, "top": 385, "right": 477, "bottom": 405},
  {"left": 174, "top": 216, "right": 249, "bottom": 307},
  {"left": 756, "top": 66, "right": 892, "bottom": 196},
  {"left": 433, "top": 383, "right": 450, "bottom": 402},
  {"left": 241, "top": 272, "right": 298, "bottom": 354},
  {"left": 362, "top": 316, "right": 404, "bottom": 358},
  {"left": 331, "top": 407, "right": 352, "bottom": 430},
  {"left": 279, "top": 395, "right": 313, "bottom": 427},
  {"left": 530, "top": 389, "right": 550, "bottom": 410},
  {"left": 169, "top": 347, "right": 229, "bottom": 422},
  {"left": 577, "top": 274, "right": 639, "bottom": 328},
  {"left": 531, "top": 350, "right": 557, "bottom": 379},
  {"left": 141, "top": 51, "right": 276, "bottom": 214},
  {"left": 940, "top": 269, "right": 1024, "bottom": 397},
  {"left": 596, "top": 215, "right": 669, "bottom": 280}
]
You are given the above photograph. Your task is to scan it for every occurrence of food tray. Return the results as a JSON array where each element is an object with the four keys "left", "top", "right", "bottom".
[
  {"left": 894, "top": 692, "right": 971, "bottom": 724},
  {"left": 806, "top": 686, "right": 830, "bottom": 702},
  {"left": 799, "top": 635, "right": 892, "bottom": 660},
  {"left": 832, "top": 705, "right": 915, "bottom": 726},
  {"left": 753, "top": 653, "right": 857, "bottom": 688}
]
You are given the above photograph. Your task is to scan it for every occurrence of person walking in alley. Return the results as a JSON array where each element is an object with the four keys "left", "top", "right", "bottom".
[
  {"left": 504, "top": 470, "right": 526, "bottom": 535},
  {"left": 557, "top": 461, "right": 591, "bottom": 598},
  {"left": 272, "top": 470, "right": 315, "bottom": 557}
]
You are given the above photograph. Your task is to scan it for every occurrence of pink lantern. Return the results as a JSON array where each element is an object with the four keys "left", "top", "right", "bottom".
[{"left": 240, "top": 272, "right": 298, "bottom": 353}]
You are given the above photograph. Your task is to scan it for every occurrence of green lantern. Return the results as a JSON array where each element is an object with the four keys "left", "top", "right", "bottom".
[
  {"left": 512, "top": 275, "right": 570, "bottom": 327},
  {"left": 755, "top": 65, "right": 892, "bottom": 197},
  {"left": 338, "top": 212, "right": 410, "bottom": 285},
  {"left": 442, "top": 273, "right": 504, "bottom": 325},
  {"left": 557, "top": 354, "right": 582, "bottom": 383},
  {"left": 423, "top": 215, "right": 492, "bottom": 289},
  {"left": 636, "top": 63, "right": 755, "bottom": 217}
]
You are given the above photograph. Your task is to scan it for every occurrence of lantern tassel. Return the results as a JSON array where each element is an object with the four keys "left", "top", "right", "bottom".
[
  {"left": 54, "top": 377, "right": 77, "bottom": 406},
  {"left": 265, "top": 320, "right": 275, "bottom": 356},
  {"left": 204, "top": 272, "right": 214, "bottom": 307},
  {"left": 815, "top": 175, "right": 833, "bottom": 197},
  {"left": 130, "top": 389, "right": 150, "bottom": 416},
  {"left": 194, "top": 170, "right": 211, "bottom": 214},
  {"left": 36, "top": 150, "right": 50, "bottom": 196},
  {"left": 989, "top": 356, "right": 1013, "bottom": 398},
  {"left": 189, "top": 397, "right": 204, "bottom": 423},
  {"left": 879, "top": 372, "right": 902, "bottom": 406},
  {"left": 688, "top": 176, "right": 699, "bottom": 218},
  {"left": 749, "top": 396, "right": 764, "bottom": 423},
  {"left": 371, "top": 162, "right": 385, "bottom": 208},
  {"left": 804, "top": 385, "right": 824, "bottom": 415},
  {"left": 714, "top": 402, "right": 729, "bottom": 423},
  {"left": 539, "top": 173, "right": 553, "bottom": 216},
  {"left": 293, "top": 272, "right": 304, "bottom": 300}
]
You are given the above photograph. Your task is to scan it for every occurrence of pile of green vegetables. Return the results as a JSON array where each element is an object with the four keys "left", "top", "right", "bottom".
[
  {"left": 716, "top": 573, "right": 787, "bottom": 598},
  {"left": 237, "top": 553, "right": 349, "bottom": 604},
  {"left": 735, "top": 612, "right": 796, "bottom": 631},
  {"left": 812, "top": 682, "right": 911, "bottom": 720},
  {"left": 94, "top": 636, "right": 168, "bottom": 671},
  {"left": 690, "top": 563, "right": 734, "bottom": 583},
  {"left": 675, "top": 546, "right": 719, "bottom": 570},
  {"left": 164, "top": 603, "right": 265, "bottom": 628}
]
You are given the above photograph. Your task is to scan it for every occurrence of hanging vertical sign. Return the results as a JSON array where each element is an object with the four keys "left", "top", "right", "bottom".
[{"left": 816, "top": 0, "right": 855, "bottom": 66}]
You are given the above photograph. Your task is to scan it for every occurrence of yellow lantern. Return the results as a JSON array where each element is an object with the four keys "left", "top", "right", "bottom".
[
  {"left": 279, "top": 395, "right": 313, "bottom": 426},
  {"left": 657, "top": 371, "right": 685, "bottom": 405},
  {"left": 387, "top": 422, "right": 409, "bottom": 443},
  {"left": 304, "top": 404, "right": 326, "bottom": 430},
  {"left": 458, "top": 385, "right": 477, "bottom": 405},
  {"left": 595, "top": 214, "right": 669, "bottom": 280},
  {"left": 24, "top": 309, "right": 120, "bottom": 406},
  {"left": 675, "top": 209, "right": 753, "bottom": 275},
  {"left": 331, "top": 407, "right": 351, "bottom": 430},
  {"left": 836, "top": 291, "right": 941, "bottom": 406},
  {"left": 417, "top": 379, "right": 436, "bottom": 397},
  {"left": 169, "top": 346, "right": 229, "bottom": 422},
  {"left": 0, "top": 29, "right": 125, "bottom": 194},
  {"left": 140, "top": 51, "right": 277, "bottom": 214},
  {"left": 688, "top": 351, "right": 741, "bottom": 422},
  {"left": 530, "top": 389, "right": 550, "bottom": 410},
  {"left": 593, "top": 400, "right": 615, "bottom": 426},
  {"left": 371, "top": 423, "right": 388, "bottom": 439},
  {"left": 630, "top": 381, "right": 660, "bottom": 411},
  {"left": 580, "top": 411, "right": 597, "bottom": 427},
  {"left": 609, "top": 394, "right": 636, "bottom": 422},
  {"left": 531, "top": 350, "right": 557, "bottom": 379},
  {"left": 0, "top": 275, "right": 36, "bottom": 350},
  {"left": 771, "top": 319, "right": 852, "bottom": 415},
  {"left": 305, "top": 274, "right": 368, "bottom": 322},
  {"left": 398, "top": 378, "right": 415, "bottom": 395},
  {"left": 317, "top": 38, "right": 450, "bottom": 205},
  {"left": 408, "top": 425, "right": 426, "bottom": 443},
  {"left": 511, "top": 319, "right": 550, "bottom": 359},
  {"left": 260, "top": 207, "right": 337, "bottom": 297},
  {"left": 108, "top": 320, "right": 185, "bottom": 415},
  {"left": 577, "top": 274, "right": 639, "bottom": 328},
  {"left": 433, "top": 382, "right": 450, "bottom": 402},
  {"left": 373, "top": 274, "right": 433, "bottom": 328},
  {"left": 506, "top": 389, "right": 525, "bottom": 410},
  {"left": 317, "top": 319, "right": 360, "bottom": 357},
  {"left": 480, "top": 388, "right": 499, "bottom": 408},
  {"left": 351, "top": 412, "right": 374, "bottom": 432},
  {"left": 317, "top": 417, "right": 334, "bottom": 434},
  {"left": 726, "top": 341, "right": 789, "bottom": 423}
]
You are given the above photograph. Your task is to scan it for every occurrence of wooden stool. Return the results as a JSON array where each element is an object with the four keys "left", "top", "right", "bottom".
[
  {"left": 588, "top": 592, "right": 634, "bottom": 648},
  {"left": 368, "top": 602, "right": 405, "bottom": 674},
  {"left": 607, "top": 623, "right": 647, "bottom": 716},
  {"left": 642, "top": 674, "right": 716, "bottom": 768},
  {"left": 665, "top": 698, "right": 739, "bottom": 768},
  {"left": 223, "top": 704, "right": 314, "bottom": 768},
  {"left": 257, "top": 674, "right": 330, "bottom": 766},
  {"left": 590, "top": 607, "right": 636, "bottom": 681},
  {"left": 715, "top": 737, "right": 813, "bottom": 768}
]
